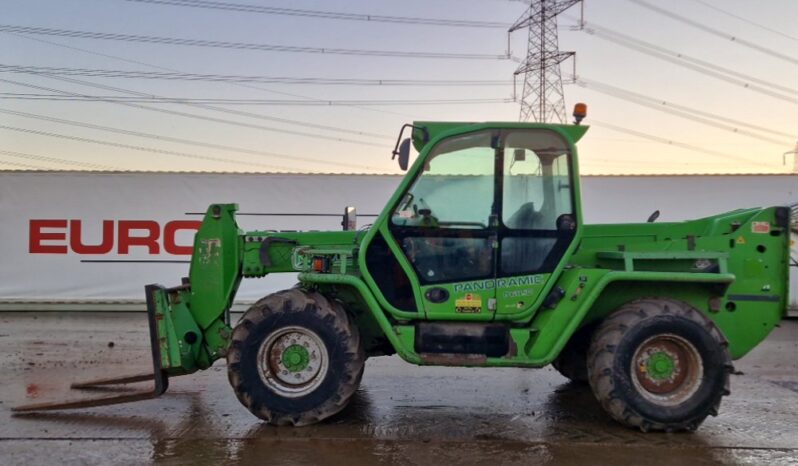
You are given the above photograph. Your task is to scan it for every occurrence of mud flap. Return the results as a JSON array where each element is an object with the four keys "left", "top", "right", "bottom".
[{"left": 12, "top": 285, "right": 170, "bottom": 413}]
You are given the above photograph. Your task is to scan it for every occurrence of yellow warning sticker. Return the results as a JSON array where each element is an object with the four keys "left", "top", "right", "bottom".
[
  {"left": 736, "top": 236, "right": 746, "bottom": 245},
  {"left": 455, "top": 293, "right": 482, "bottom": 313}
]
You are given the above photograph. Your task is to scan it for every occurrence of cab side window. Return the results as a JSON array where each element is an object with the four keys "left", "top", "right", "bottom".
[{"left": 392, "top": 131, "right": 494, "bottom": 230}]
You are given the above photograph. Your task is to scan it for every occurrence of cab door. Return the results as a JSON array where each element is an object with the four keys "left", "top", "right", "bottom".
[
  {"left": 495, "top": 130, "right": 577, "bottom": 316},
  {"left": 387, "top": 130, "right": 498, "bottom": 320}
]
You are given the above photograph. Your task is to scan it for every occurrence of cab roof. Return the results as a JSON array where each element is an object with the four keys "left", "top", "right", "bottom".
[{"left": 411, "top": 121, "right": 589, "bottom": 152}]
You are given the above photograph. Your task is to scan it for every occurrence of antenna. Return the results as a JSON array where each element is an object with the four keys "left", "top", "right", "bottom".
[{"left": 509, "top": 0, "right": 582, "bottom": 123}]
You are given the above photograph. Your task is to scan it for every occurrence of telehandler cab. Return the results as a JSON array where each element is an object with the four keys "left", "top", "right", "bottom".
[{"left": 15, "top": 107, "right": 794, "bottom": 432}]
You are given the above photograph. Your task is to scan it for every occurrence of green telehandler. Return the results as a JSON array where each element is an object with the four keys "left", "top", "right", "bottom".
[{"left": 15, "top": 107, "right": 795, "bottom": 432}]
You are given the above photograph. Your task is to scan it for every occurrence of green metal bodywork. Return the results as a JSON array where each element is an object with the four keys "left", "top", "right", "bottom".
[{"left": 149, "top": 121, "right": 791, "bottom": 377}]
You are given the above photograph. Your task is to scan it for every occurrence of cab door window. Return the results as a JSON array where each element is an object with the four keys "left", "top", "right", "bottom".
[
  {"left": 500, "top": 131, "right": 575, "bottom": 276},
  {"left": 390, "top": 130, "right": 496, "bottom": 284}
]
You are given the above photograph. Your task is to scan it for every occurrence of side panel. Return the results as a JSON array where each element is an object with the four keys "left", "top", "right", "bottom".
[
  {"left": 572, "top": 207, "right": 790, "bottom": 354},
  {"left": 582, "top": 280, "right": 782, "bottom": 360},
  {"left": 501, "top": 270, "right": 738, "bottom": 366}
]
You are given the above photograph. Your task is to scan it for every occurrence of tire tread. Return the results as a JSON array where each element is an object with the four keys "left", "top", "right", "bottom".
[
  {"left": 587, "top": 298, "right": 732, "bottom": 432},
  {"left": 227, "top": 288, "right": 365, "bottom": 426}
]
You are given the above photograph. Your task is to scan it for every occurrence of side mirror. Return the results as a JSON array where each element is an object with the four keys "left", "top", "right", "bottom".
[
  {"left": 397, "top": 138, "right": 411, "bottom": 171},
  {"left": 342, "top": 206, "right": 357, "bottom": 231}
]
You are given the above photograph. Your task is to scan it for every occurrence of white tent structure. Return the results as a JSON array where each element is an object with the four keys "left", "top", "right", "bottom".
[{"left": 0, "top": 172, "right": 795, "bottom": 315}]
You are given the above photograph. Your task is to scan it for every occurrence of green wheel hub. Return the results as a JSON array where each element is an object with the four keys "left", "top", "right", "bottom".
[
  {"left": 257, "top": 326, "right": 330, "bottom": 398},
  {"left": 646, "top": 352, "right": 676, "bottom": 380},
  {"left": 282, "top": 344, "right": 310, "bottom": 372},
  {"left": 631, "top": 333, "right": 704, "bottom": 405}
]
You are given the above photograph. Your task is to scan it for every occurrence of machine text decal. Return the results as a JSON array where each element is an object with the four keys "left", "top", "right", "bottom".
[{"left": 453, "top": 275, "right": 543, "bottom": 293}]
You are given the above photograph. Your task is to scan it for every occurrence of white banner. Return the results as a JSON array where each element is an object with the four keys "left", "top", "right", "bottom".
[
  {"left": 0, "top": 172, "right": 401, "bottom": 304},
  {"left": 0, "top": 172, "right": 795, "bottom": 310}
]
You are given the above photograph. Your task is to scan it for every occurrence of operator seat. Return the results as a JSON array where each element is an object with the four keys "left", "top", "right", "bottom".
[
  {"left": 502, "top": 202, "right": 553, "bottom": 274},
  {"left": 505, "top": 202, "right": 543, "bottom": 230}
]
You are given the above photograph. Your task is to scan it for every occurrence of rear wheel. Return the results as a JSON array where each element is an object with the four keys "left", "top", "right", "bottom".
[
  {"left": 587, "top": 298, "right": 732, "bottom": 432},
  {"left": 227, "top": 289, "right": 364, "bottom": 426}
]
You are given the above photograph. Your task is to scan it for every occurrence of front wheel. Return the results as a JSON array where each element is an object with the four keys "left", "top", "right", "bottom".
[
  {"left": 227, "top": 289, "right": 365, "bottom": 426},
  {"left": 587, "top": 298, "right": 732, "bottom": 432}
]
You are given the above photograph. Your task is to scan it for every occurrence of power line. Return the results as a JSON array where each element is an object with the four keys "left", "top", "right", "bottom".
[
  {"left": 0, "top": 64, "right": 510, "bottom": 87},
  {"left": 124, "top": 0, "right": 511, "bottom": 28},
  {"left": 580, "top": 21, "right": 798, "bottom": 106},
  {"left": 627, "top": 0, "right": 798, "bottom": 66},
  {"left": 0, "top": 108, "right": 384, "bottom": 172},
  {"left": 28, "top": 73, "right": 390, "bottom": 140},
  {"left": 0, "top": 125, "right": 303, "bottom": 172},
  {"left": 688, "top": 0, "right": 798, "bottom": 44},
  {"left": 0, "top": 92, "right": 515, "bottom": 106},
  {"left": 573, "top": 77, "right": 795, "bottom": 145},
  {"left": 582, "top": 158, "right": 729, "bottom": 169},
  {"left": 0, "top": 25, "right": 510, "bottom": 60},
  {"left": 580, "top": 21, "right": 798, "bottom": 96},
  {"left": 5, "top": 31, "right": 412, "bottom": 119},
  {"left": 0, "top": 158, "right": 51, "bottom": 170},
  {"left": 590, "top": 119, "right": 773, "bottom": 167},
  {"left": 0, "top": 149, "right": 120, "bottom": 170},
  {"left": 1, "top": 77, "right": 388, "bottom": 147}
]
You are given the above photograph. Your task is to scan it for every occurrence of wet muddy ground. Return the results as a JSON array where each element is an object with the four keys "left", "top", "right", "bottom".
[{"left": 0, "top": 312, "right": 796, "bottom": 465}]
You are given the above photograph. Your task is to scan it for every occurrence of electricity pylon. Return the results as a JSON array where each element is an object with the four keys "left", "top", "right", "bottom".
[{"left": 509, "top": 0, "right": 582, "bottom": 123}]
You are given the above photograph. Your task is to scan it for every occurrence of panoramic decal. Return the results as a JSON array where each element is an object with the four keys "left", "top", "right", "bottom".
[{"left": 452, "top": 274, "right": 544, "bottom": 293}]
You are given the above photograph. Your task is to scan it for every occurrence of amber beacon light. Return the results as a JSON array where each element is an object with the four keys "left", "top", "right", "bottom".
[{"left": 573, "top": 103, "right": 587, "bottom": 125}]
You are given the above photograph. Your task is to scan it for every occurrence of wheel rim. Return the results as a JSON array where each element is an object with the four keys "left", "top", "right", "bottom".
[
  {"left": 257, "top": 326, "right": 329, "bottom": 398},
  {"left": 631, "top": 334, "right": 703, "bottom": 406}
]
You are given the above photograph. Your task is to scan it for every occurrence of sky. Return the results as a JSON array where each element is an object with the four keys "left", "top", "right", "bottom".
[{"left": 1, "top": 0, "right": 797, "bottom": 175}]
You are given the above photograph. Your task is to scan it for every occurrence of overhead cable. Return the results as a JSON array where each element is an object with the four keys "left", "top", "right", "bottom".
[
  {"left": 0, "top": 149, "right": 119, "bottom": 170},
  {"left": 0, "top": 158, "right": 51, "bottom": 170},
  {"left": 0, "top": 108, "right": 384, "bottom": 172},
  {"left": 580, "top": 22, "right": 798, "bottom": 105},
  {"left": 0, "top": 92, "right": 515, "bottom": 106},
  {"left": 124, "top": 0, "right": 510, "bottom": 28},
  {"left": 688, "top": 0, "right": 798, "bottom": 44},
  {"left": 30, "top": 72, "right": 390, "bottom": 140},
  {"left": 0, "top": 25, "right": 510, "bottom": 60},
  {"left": 0, "top": 77, "right": 388, "bottom": 147},
  {"left": 581, "top": 21, "right": 798, "bottom": 96},
  {"left": 591, "top": 119, "right": 772, "bottom": 167},
  {"left": 573, "top": 77, "right": 795, "bottom": 145},
  {"left": 6, "top": 31, "right": 411, "bottom": 124},
  {"left": 628, "top": 0, "right": 798, "bottom": 66},
  {"left": 0, "top": 125, "right": 302, "bottom": 172},
  {"left": 0, "top": 64, "right": 510, "bottom": 87},
  {"left": 6, "top": 32, "right": 412, "bottom": 117}
]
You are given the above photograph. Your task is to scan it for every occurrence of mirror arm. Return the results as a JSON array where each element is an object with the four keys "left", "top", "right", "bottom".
[{"left": 392, "top": 124, "right": 429, "bottom": 159}]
